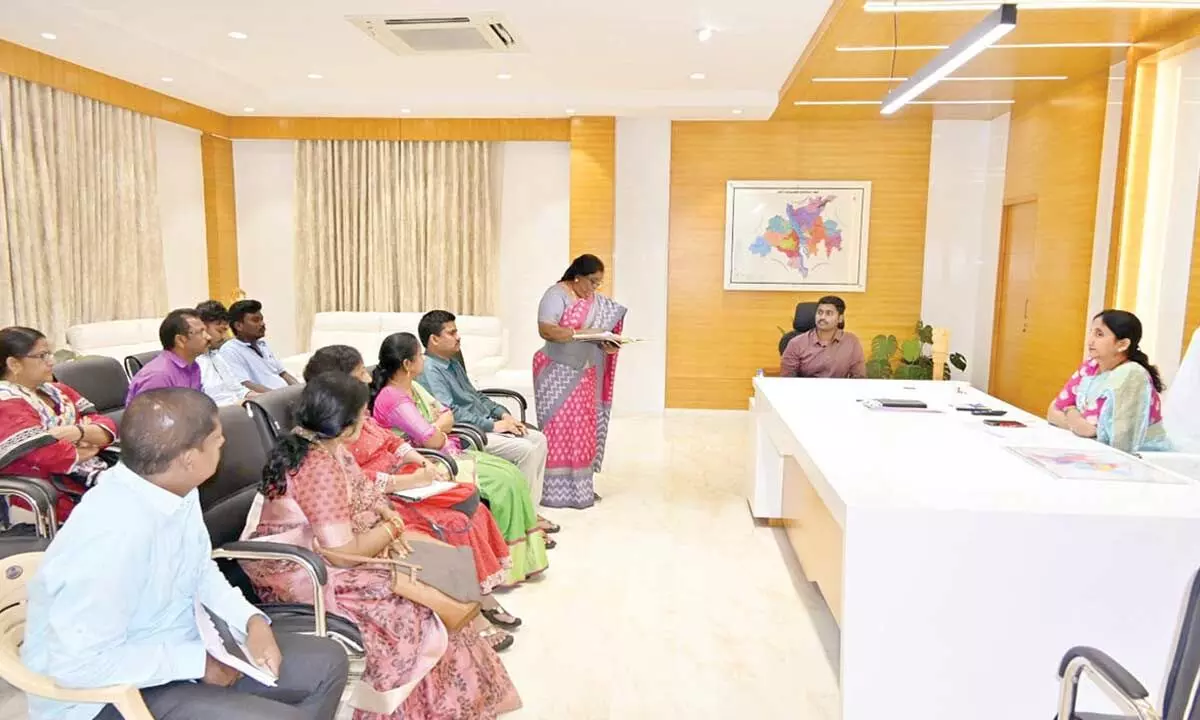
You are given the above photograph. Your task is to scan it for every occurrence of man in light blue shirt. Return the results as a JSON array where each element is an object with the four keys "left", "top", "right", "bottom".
[
  {"left": 21, "top": 388, "right": 347, "bottom": 720},
  {"left": 196, "top": 300, "right": 256, "bottom": 406},
  {"left": 218, "top": 299, "right": 299, "bottom": 393}
]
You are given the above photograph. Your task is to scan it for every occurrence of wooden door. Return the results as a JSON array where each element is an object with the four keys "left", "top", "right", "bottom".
[{"left": 990, "top": 201, "right": 1038, "bottom": 409}]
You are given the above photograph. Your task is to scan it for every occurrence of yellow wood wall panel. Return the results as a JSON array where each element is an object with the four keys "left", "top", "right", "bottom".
[
  {"left": 996, "top": 73, "right": 1109, "bottom": 414},
  {"left": 666, "top": 118, "right": 932, "bottom": 409},
  {"left": 226, "top": 116, "right": 570, "bottom": 141},
  {"left": 201, "top": 134, "right": 240, "bottom": 303},
  {"left": 569, "top": 117, "right": 616, "bottom": 282},
  {"left": 0, "top": 40, "right": 227, "bottom": 134}
]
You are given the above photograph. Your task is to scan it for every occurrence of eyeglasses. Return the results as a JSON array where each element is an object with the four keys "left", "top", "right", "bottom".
[
  {"left": 584, "top": 276, "right": 603, "bottom": 288},
  {"left": 23, "top": 351, "right": 53, "bottom": 362}
]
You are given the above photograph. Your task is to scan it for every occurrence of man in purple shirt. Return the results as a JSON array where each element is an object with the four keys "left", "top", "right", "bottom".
[
  {"left": 780, "top": 295, "right": 867, "bottom": 379},
  {"left": 125, "top": 309, "right": 209, "bottom": 404}
]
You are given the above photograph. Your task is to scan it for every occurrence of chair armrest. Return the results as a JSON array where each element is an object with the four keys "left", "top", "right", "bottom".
[
  {"left": 0, "top": 476, "right": 59, "bottom": 536},
  {"left": 479, "top": 388, "right": 528, "bottom": 423},
  {"left": 212, "top": 541, "right": 329, "bottom": 637},
  {"left": 415, "top": 449, "right": 459, "bottom": 477},
  {"left": 451, "top": 424, "right": 487, "bottom": 450},
  {"left": 1057, "top": 646, "right": 1157, "bottom": 720}
]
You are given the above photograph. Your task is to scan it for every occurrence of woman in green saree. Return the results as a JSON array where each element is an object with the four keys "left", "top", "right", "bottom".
[{"left": 370, "top": 332, "right": 549, "bottom": 585}]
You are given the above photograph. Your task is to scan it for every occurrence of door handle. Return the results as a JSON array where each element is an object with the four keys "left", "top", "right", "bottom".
[{"left": 1022, "top": 299, "right": 1029, "bottom": 333}]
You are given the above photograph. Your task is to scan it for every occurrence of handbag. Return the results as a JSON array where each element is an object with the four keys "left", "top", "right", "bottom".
[{"left": 316, "top": 543, "right": 481, "bottom": 632}]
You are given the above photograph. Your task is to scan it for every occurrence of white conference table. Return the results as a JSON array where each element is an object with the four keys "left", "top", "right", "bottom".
[{"left": 750, "top": 377, "right": 1200, "bottom": 720}]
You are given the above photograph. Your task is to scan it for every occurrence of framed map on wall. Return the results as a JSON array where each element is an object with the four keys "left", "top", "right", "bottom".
[{"left": 723, "top": 180, "right": 871, "bottom": 292}]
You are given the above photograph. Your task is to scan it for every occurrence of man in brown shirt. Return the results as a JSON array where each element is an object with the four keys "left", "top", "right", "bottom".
[{"left": 780, "top": 296, "right": 867, "bottom": 379}]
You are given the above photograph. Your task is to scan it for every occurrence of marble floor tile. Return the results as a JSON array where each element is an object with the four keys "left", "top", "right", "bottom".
[{"left": 0, "top": 411, "right": 841, "bottom": 720}]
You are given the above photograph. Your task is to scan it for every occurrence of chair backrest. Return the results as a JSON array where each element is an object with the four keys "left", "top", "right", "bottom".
[
  {"left": 779, "top": 302, "right": 820, "bottom": 355},
  {"left": 245, "top": 385, "right": 305, "bottom": 447},
  {"left": 123, "top": 350, "right": 161, "bottom": 379},
  {"left": 53, "top": 357, "right": 129, "bottom": 419},
  {"left": 1160, "top": 568, "right": 1200, "bottom": 720},
  {"left": 201, "top": 405, "right": 271, "bottom": 605}
]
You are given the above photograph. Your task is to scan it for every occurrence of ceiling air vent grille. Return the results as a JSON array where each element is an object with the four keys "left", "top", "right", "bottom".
[{"left": 348, "top": 14, "right": 522, "bottom": 55}]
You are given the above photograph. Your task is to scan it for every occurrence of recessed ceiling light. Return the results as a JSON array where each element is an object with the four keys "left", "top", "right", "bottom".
[
  {"left": 865, "top": 0, "right": 1200, "bottom": 10},
  {"left": 243, "top": 107, "right": 256, "bottom": 113},
  {"left": 401, "top": 108, "right": 412, "bottom": 114},
  {"left": 565, "top": 108, "right": 577, "bottom": 115},
  {"left": 496, "top": 72, "right": 513, "bottom": 80},
  {"left": 732, "top": 108, "right": 744, "bottom": 115},
  {"left": 690, "top": 72, "right": 707, "bottom": 80},
  {"left": 697, "top": 27, "right": 715, "bottom": 42},
  {"left": 40, "top": 32, "right": 57, "bottom": 40},
  {"left": 307, "top": 73, "right": 323, "bottom": 80},
  {"left": 228, "top": 31, "right": 248, "bottom": 40},
  {"left": 161, "top": 76, "right": 174, "bottom": 83}
]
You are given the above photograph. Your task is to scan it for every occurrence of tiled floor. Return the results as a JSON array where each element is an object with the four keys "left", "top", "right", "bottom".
[{"left": 0, "top": 411, "right": 841, "bottom": 719}]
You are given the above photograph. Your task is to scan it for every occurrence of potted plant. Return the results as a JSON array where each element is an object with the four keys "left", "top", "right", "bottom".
[{"left": 866, "top": 321, "right": 967, "bottom": 380}]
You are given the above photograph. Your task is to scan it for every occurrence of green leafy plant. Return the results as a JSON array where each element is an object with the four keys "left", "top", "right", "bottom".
[{"left": 867, "top": 321, "right": 967, "bottom": 380}]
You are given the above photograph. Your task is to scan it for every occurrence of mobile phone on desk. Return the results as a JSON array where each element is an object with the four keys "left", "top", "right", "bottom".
[
  {"left": 983, "top": 419, "right": 1026, "bottom": 428},
  {"left": 970, "top": 409, "right": 1007, "bottom": 417}
]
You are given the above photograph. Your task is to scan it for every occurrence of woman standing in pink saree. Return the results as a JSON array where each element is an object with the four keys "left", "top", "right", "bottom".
[{"left": 533, "top": 254, "right": 627, "bottom": 509}]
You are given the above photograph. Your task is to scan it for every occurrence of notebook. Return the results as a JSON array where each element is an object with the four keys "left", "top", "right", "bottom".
[{"left": 391, "top": 480, "right": 460, "bottom": 501}]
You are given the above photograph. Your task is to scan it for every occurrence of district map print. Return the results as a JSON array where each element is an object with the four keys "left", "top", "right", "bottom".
[
  {"left": 724, "top": 181, "right": 871, "bottom": 293},
  {"left": 750, "top": 195, "right": 844, "bottom": 279}
]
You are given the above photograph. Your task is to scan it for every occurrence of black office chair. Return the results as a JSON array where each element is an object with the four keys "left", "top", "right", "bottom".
[
  {"left": 123, "top": 350, "right": 161, "bottom": 379},
  {"left": 453, "top": 350, "right": 536, "bottom": 428},
  {"left": 778, "top": 302, "right": 819, "bottom": 355},
  {"left": 199, "top": 404, "right": 365, "bottom": 656},
  {"left": 247, "top": 386, "right": 458, "bottom": 476},
  {"left": 53, "top": 356, "right": 129, "bottom": 425},
  {"left": 1057, "top": 568, "right": 1200, "bottom": 720}
]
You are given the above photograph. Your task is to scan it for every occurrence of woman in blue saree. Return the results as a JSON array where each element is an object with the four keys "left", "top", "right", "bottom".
[{"left": 1047, "top": 309, "right": 1170, "bottom": 453}]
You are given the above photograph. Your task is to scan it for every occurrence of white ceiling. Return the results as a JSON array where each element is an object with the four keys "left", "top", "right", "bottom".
[{"left": 0, "top": 0, "right": 834, "bottom": 120}]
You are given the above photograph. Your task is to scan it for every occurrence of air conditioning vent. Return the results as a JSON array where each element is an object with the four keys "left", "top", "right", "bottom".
[{"left": 348, "top": 14, "right": 523, "bottom": 55}]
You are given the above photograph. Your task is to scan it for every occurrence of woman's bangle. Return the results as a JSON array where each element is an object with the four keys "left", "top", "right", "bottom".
[
  {"left": 383, "top": 521, "right": 400, "bottom": 541},
  {"left": 74, "top": 425, "right": 85, "bottom": 445}
]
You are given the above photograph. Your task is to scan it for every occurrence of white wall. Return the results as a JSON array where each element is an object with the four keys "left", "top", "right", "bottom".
[
  {"left": 613, "top": 118, "right": 671, "bottom": 415},
  {"left": 493, "top": 142, "right": 571, "bottom": 373},
  {"left": 153, "top": 120, "right": 208, "bottom": 310},
  {"left": 232, "top": 140, "right": 299, "bottom": 357},
  {"left": 1084, "top": 63, "right": 1126, "bottom": 339},
  {"left": 1136, "top": 47, "right": 1200, "bottom": 383},
  {"left": 919, "top": 116, "right": 1009, "bottom": 389}
]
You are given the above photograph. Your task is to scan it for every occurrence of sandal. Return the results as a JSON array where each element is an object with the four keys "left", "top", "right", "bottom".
[
  {"left": 593, "top": 492, "right": 603, "bottom": 503},
  {"left": 544, "top": 536, "right": 557, "bottom": 550},
  {"left": 480, "top": 626, "right": 514, "bottom": 652},
  {"left": 482, "top": 607, "right": 523, "bottom": 630},
  {"left": 536, "top": 516, "right": 561, "bottom": 534}
]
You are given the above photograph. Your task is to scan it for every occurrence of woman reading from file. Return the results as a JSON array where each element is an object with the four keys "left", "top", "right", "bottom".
[
  {"left": 0, "top": 326, "right": 118, "bottom": 521},
  {"left": 533, "top": 254, "right": 627, "bottom": 509},
  {"left": 1047, "top": 309, "right": 1170, "bottom": 453},
  {"left": 241, "top": 372, "right": 518, "bottom": 719}
]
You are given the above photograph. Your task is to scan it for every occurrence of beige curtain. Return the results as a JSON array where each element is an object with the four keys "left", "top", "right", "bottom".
[
  {"left": 0, "top": 74, "right": 166, "bottom": 345},
  {"left": 294, "top": 140, "right": 494, "bottom": 347}
]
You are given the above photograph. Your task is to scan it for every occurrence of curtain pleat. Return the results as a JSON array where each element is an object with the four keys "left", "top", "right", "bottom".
[
  {"left": 294, "top": 139, "right": 495, "bottom": 349},
  {"left": 0, "top": 73, "right": 165, "bottom": 345}
]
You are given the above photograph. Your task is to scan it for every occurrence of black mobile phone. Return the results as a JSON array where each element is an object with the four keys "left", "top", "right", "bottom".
[
  {"left": 983, "top": 419, "right": 1026, "bottom": 428},
  {"left": 971, "top": 409, "right": 1008, "bottom": 417}
]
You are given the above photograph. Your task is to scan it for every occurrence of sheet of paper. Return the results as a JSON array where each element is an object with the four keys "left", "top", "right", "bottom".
[
  {"left": 392, "top": 479, "right": 460, "bottom": 501},
  {"left": 194, "top": 602, "right": 278, "bottom": 687},
  {"left": 1008, "top": 446, "right": 1189, "bottom": 485}
]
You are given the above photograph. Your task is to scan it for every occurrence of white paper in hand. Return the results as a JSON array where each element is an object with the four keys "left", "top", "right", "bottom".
[
  {"left": 194, "top": 601, "right": 278, "bottom": 686},
  {"left": 392, "top": 479, "right": 460, "bottom": 501}
]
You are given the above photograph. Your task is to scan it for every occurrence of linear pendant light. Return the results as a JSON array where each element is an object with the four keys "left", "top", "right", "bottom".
[{"left": 881, "top": 3, "right": 1017, "bottom": 115}]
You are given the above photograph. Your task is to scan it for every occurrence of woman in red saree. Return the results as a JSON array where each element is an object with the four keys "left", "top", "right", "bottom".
[
  {"left": 0, "top": 327, "right": 118, "bottom": 522},
  {"left": 533, "top": 255, "right": 627, "bottom": 509},
  {"left": 302, "top": 346, "right": 524, "bottom": 634},
  {"left": 242, "top": 372, "right": 519, "bottom": 719}
]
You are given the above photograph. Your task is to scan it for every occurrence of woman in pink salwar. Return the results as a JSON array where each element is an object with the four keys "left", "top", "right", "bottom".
[
  {"left": 241, "top": 372, "right": 518, "bottom": 719},
  {"left": 533, "top": 254, "right": 627, "bottom": 509}
]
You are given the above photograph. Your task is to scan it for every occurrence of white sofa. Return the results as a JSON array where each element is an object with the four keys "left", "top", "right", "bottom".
[
  {"left": 65, "top": 318, "right": 161, "bottom": 361},
  {"left": 285, "top": 312, "right": 536, "bottom": 417}
]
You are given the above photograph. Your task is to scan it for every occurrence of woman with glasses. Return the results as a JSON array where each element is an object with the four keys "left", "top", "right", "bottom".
[
  {"left": 0, "top": 326, "right": 118, "bottom": 521},
  {"left": 532, "top": 254, "right": 627, "bottom": 509}
]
